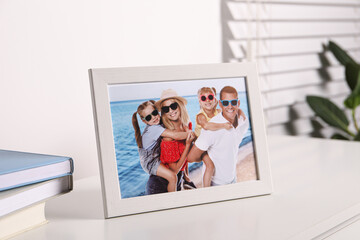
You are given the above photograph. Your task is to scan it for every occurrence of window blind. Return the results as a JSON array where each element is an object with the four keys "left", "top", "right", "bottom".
[{"left": 222, "top": 0, "right": 360, "bottom": 137}]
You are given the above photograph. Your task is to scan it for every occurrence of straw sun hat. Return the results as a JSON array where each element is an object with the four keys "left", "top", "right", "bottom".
[{"left": 155, "top": 89, "right": 187, "bottom": 109}]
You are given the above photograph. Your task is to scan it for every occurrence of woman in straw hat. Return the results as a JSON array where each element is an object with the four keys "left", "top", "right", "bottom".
[
  {"left": 155, "top": 89, "right": 197, "bottom": 189},
  {"left": 132, "top": 100, "right": 194, "bottom": 193}
]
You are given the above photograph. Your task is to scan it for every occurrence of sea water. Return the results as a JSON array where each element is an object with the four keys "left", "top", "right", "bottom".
[{"left": 110, "top": 93, "right": 253, "bottom": 199}]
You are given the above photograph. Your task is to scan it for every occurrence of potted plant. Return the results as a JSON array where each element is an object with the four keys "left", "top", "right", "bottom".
[{"left": 306, "top": 41, "right": 360, "bottom": 141}]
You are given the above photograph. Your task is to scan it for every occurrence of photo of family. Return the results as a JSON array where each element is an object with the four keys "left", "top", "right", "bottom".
[{"left": 108, "top": 77, "right": 258, "bottom": 199}]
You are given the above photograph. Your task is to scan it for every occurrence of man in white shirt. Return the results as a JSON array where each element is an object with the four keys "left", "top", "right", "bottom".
[{"left": 187, "top": 86, "right": 249, "bottom": 186}]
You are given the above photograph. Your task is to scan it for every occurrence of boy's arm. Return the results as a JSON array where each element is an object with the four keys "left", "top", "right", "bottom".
[
  {"left": 197, "top": 114, "right": 232, "bottom": 131},
  {"left": 161, "top": 129, "right": 188, "bottom": 140}
]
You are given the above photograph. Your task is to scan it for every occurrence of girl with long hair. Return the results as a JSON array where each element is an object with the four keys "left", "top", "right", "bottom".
[{"left": 132, "top": 100, "right": 193, "bottom": 192}]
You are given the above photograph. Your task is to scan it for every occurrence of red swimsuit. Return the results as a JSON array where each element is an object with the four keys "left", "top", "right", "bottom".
[
  {"left": 160, "top": 140, "right": 187, "bottom": 171},
  {"left": 160, "top": 123, "right": 192, "bottom": 171}
]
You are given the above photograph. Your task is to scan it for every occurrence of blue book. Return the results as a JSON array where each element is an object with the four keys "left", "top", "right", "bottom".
[{"left": 0, "top": 150, "right": 74, "bottom": 191}]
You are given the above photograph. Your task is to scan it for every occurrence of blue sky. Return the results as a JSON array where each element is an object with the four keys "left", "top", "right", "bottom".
[{"left": 108, "top": 77, "right": 246, "bottom": 102}]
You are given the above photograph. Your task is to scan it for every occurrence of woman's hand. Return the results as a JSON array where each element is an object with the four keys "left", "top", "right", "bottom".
[
  {"left": 186, "top": 131, "right": 195, "bottom": 145},
  {"left": 184, "top": 122, "right": 192, "bottom": 133}
]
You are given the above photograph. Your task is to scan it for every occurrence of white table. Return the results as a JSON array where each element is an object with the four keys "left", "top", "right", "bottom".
[{"left": 11, "top": 136, "right": 360, "bottom": 240}]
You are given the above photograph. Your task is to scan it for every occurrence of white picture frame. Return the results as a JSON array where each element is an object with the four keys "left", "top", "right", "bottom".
[{"left": 89, "top": 63, "right": 272, "bottom": 218}]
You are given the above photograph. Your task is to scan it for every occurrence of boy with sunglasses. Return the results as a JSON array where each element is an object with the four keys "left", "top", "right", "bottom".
[{"left": 188, "top": 86, "right": 249, "bottom": 186}]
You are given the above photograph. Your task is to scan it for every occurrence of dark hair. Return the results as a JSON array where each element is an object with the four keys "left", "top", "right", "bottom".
[{"left": 131, "top": 100, "right": 156, "bottom": 148}]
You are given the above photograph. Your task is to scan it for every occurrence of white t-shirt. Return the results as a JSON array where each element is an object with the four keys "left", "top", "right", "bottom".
[{"left": 195, "top": 113, "right": 249, "bottom": 185}]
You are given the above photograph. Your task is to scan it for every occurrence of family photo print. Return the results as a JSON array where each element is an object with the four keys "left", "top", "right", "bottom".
[{"left": 89, "top": 63, "right": 272, "bottom": 218}]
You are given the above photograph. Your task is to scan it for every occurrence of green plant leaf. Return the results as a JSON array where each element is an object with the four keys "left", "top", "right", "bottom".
[
  {"left": 331, "top": 133, "right": 350, "bottom": 140},
  {"left": 328, "top": 41, "right": 357, "bottom": 66},
  {"left": 344, "top": 66, "right": 360, "bottom": 109},
  {"left": 344, "top": 95, "right": 360, "bottom": 110},
  {"left": 306, "top": 96, "right": 349, "bottom": 133},
  {"left": 345, "top": 63, "right": 360, "bottom": 91}
]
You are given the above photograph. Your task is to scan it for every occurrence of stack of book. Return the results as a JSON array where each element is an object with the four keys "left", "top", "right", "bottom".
[{"left": 0, "top": 150, "right": 74, "bottom": 239}]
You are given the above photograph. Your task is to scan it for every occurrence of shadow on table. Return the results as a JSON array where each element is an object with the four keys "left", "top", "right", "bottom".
[{"left": 45, "top": 176, "right": 104, "bottom": 219}]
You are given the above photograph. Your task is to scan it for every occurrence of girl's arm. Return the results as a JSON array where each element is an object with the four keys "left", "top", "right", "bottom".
[
  {"left": 197, "top": 113, "right": 232, "bottom": 131},
  {"left": 238, "top": 109, "right": 246, "bottom": 119},
  {"left": 168, "top": 132, "right": 195, "bottom": 174},
  {"left": 161, "top": 129, "right": 188, "bottom": 140}
]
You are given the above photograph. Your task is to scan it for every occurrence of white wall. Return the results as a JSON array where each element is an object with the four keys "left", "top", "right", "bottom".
[{"left": 0, "top": 0, "right": 221, "bottom": 179}]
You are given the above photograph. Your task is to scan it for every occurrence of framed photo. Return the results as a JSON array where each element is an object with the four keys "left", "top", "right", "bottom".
[{"left": 89, "top": 63, "right": 272, "bottom": 218}]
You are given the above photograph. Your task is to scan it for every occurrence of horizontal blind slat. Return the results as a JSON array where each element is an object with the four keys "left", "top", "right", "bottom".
[
  {"left": 257, "top": 53, "right": 342, "bottom": 74},
  {"left": 228, "top": 22, "right": 360, "bottom": 39},
  {"left": 228, "top": 2, "right": 360, "bottom": 20},
  {"left": 229, "top": 0, "right": 360, "bottom": 7},
  {"left": 229, "top": 38, "right": 360, "bottom": 58},
  {"left": 265, "top": 95, "right": 348, "bottom": 126},
  {"left": 267, "top": 117, "right": 355, "bottom": 138},
  {"left": 262, "top": 81, "right": 350, "bottom": 108}
]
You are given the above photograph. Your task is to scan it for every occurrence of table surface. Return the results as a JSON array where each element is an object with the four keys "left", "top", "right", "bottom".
[{"left": 11, "top": 135, "right": 360, "bottom": 240}]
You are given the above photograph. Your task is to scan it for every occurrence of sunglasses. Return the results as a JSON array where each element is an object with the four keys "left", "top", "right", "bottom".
[
  {"left": 142, "top": 109, "right": 159, "bottom": 122},
  {"left": 220, "top": 99, "right": 238, "bottom": 107},
  {"left": 200, "top": 94, "right": 215, "bottom": 102},
  {"left": 161, "top": 102, "right": 178, "bottom": 113}
]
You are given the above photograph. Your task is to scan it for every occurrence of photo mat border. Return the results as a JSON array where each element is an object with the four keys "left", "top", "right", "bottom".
[{"left": 89, "top": 63, "right": 273, "bottom": 218}]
